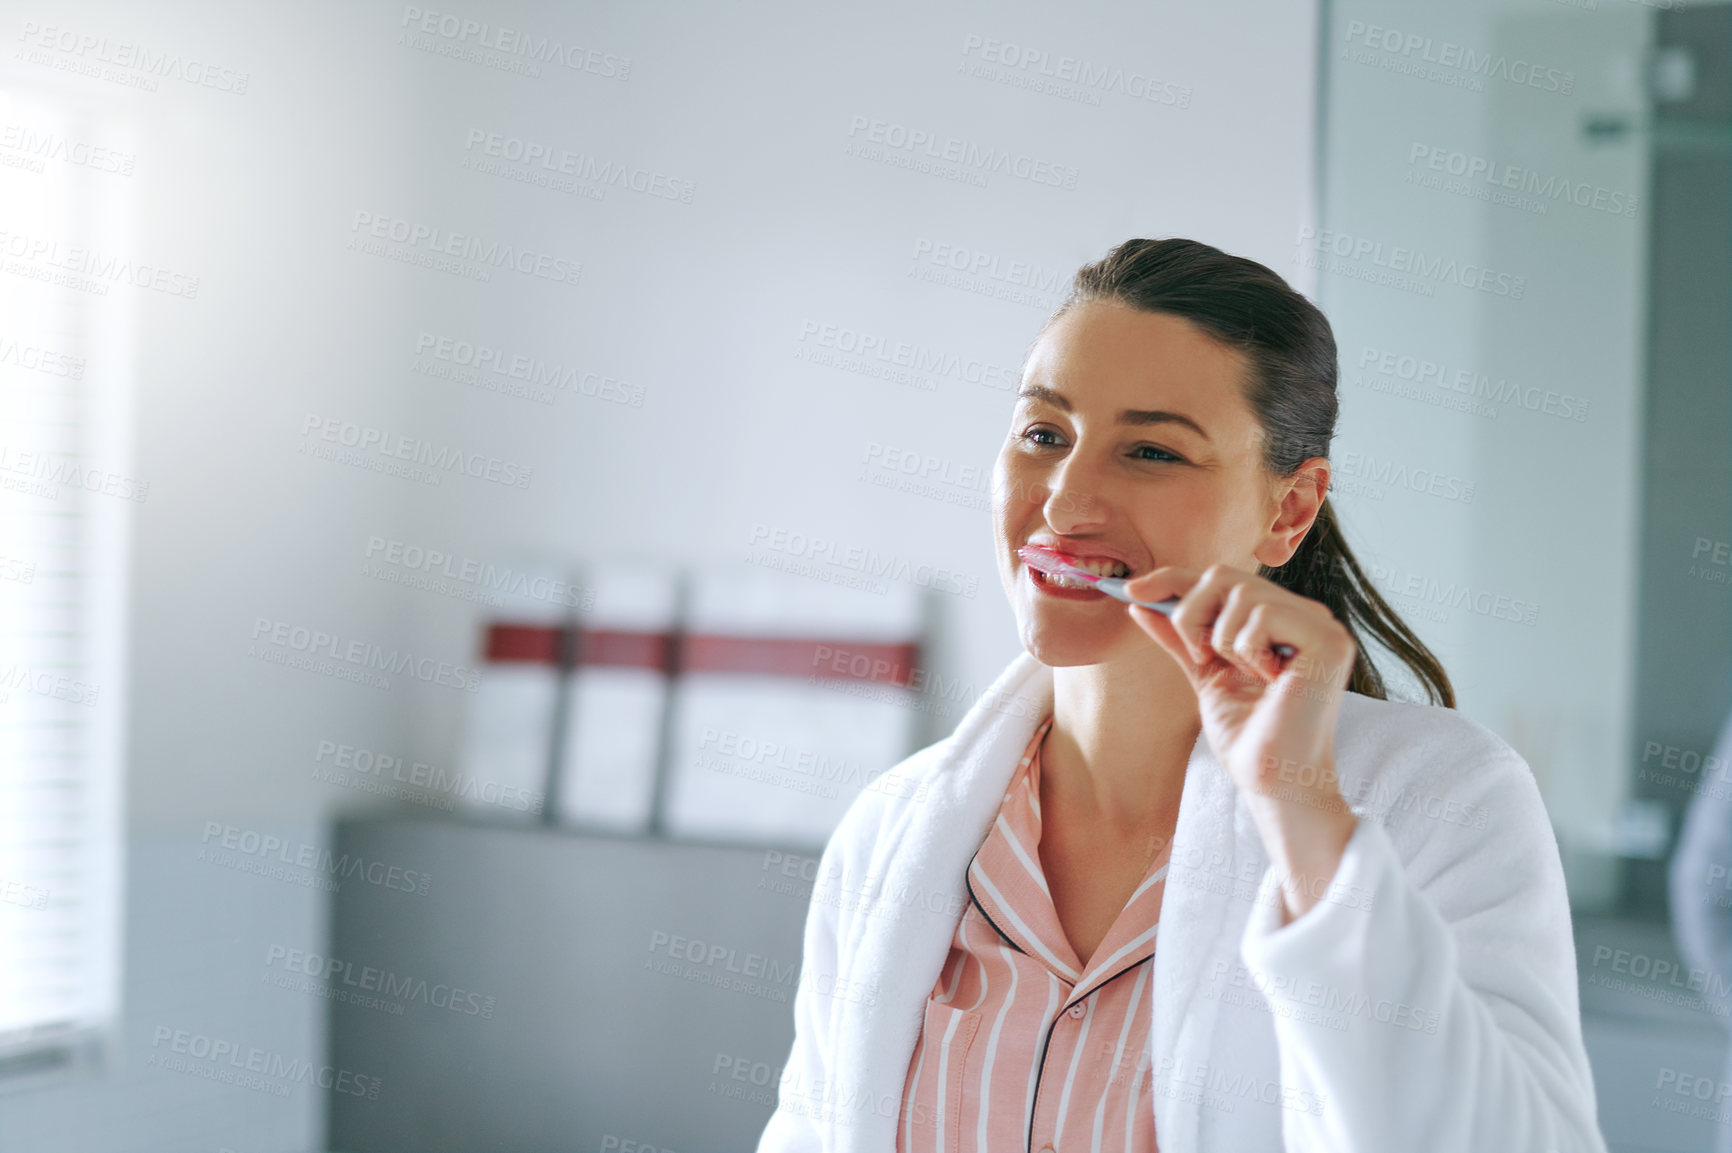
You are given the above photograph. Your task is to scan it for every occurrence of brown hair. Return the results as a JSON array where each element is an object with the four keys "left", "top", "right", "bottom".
[{"left": 1045, "top": 237, "right": 1455, "bottom": 707}]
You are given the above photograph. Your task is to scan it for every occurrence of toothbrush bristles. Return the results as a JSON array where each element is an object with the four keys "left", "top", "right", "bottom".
[{"left": 1016, "top": 545, "right": 1112, "bottom": 581}]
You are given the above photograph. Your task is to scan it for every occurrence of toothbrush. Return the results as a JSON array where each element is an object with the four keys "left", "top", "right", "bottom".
[{"left": 1017, "top": 544, "right": 1296, "bottom": 660}]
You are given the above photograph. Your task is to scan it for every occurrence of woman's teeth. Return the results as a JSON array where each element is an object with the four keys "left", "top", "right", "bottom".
[
  {"left": 1033, "top": 556, "right": 1131, "bottom": 590},
  {"left": 1066, "top": 558, "right": 1131, "bottom": 578}
]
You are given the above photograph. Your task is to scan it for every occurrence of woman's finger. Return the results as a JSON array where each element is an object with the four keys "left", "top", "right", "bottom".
[
  {"left": 1165, "top": 564, "right": 1237, "bottom": 669},
  {"left": 1283, "top": 602, "right": 1359, "bottom": 693},
  {"left": 1208, "top": 581, "right": 1268, "bottom": 680},
  {"left": 1119, "top": 564, "right": 1195, "bottom": 607},
  {"left": 1123, "top": 564, "right": 1209, "bottom": 666},
  {"left": 1226, "top": 601, "right": 1287, "bottom": 684}
]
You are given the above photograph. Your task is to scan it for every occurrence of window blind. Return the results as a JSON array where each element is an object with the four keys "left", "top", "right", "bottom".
[{"left": 0, "top": 88, "right": 129, "bottom": 1073}]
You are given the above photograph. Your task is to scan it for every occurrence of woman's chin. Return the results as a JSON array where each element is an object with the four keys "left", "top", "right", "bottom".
[{"left": 1019, "top": 619, "right": 1130, "bottom": 668}]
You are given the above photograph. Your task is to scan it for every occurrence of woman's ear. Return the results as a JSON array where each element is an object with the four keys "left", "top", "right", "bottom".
[{"left": 1255, "top": 457, "right": 1330, "bottom": 568}]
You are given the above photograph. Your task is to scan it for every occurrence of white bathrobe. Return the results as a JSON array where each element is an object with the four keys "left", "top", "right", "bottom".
[{"left": 755, "top": 650, "right": 1607, "bottom": 1153}]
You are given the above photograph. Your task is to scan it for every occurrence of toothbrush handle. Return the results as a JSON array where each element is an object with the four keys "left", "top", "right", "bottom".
[{"left": 1098, "top": 578, "right": 1298, "bottom": 661}]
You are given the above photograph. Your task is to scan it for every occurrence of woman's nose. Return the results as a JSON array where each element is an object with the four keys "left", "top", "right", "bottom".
[{"left": 1043, "top": 456, "right": 1108, "bottom": 534}]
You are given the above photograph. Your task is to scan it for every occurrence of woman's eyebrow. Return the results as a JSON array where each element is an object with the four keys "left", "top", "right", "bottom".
[
  {"left": 1015, "top": 384, "right": 1070, "bottom": 409},
  {"left": 1119, "top": 408, "right": 1210, "bottom": 441},
  {"left": 1016, "top": 384, "right": 1210, "bottom": 442}
]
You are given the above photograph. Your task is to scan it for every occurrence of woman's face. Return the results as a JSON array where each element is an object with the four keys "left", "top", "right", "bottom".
[{"left": 993, "top": 299, "right": 1304, "bottom": 667}]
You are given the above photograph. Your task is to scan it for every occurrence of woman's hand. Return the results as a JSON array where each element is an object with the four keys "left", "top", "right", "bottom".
[{"left": 1123, "top": 562, "right": 1360, "bottom": 922}]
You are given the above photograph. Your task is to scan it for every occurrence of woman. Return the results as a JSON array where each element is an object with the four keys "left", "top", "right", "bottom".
[{"left": 756, "top": 239, "right": 1605, "bottom": 1152}]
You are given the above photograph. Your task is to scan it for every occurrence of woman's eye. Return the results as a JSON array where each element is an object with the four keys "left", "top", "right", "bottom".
[
  {"left": 1018, "top": 425, "right": 1064, "bottom": 447},
  {"left": 1132, "top": 444, "right": 1183, "bottom": 463}
]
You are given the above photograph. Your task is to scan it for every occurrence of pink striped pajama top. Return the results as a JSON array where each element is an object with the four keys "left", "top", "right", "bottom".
[{"left": 896, "top": 714, "right": 1171, "bottom": 1153}]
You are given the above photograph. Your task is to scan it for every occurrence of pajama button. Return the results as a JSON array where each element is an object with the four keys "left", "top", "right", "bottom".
[
  {"left": 1067, "top": 1003, "right": 1086, "bottom": 1019},
  {"left": 1039, "top": 1147, "right": 1056, "bottom": 1153}
]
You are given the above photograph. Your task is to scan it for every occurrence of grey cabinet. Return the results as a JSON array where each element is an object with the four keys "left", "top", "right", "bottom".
[{"left": 326, "top": 815, "right": 812, "bottom": 1152}]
